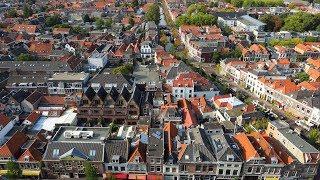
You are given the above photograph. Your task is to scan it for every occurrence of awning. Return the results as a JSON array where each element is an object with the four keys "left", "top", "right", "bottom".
[
  {"left": 266, "top": 177, "right": 279, "bottom": 180},
  {"left": 114, "top": 173, "right": 128, "bottom": 179},
  {"left": 22, "top": 170, "right": 40, "bottom": 176},
  {"left": 128, "top": 174, "right": 147, "bottom": 180},
  {"left": 147, "top": 174, "right": 164, "bottom": 180},
  {"left": 0, "top": 170, "right": 7, "bottom": 175},
  {"left": 0, "top": 170, "right": 40, "bottom": 176}
]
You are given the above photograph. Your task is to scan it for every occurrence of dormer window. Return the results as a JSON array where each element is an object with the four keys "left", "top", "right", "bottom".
[
  {"left": 112, "top": 155, "right": 120, "bottom": 163},
  {"left": 89, "top": 150, "right": 96, "bottom": 157},
  {"left": 227, "top": 154, "right": 234, "bottom": 161},
  {"left": 134, "top": 157, "right": 140, "bottom": 163},
  {"left": 52, "top": 149, "right": 59, "bottom": 157},
  {"left": 24, "top": 156, "right": 30, "bottom": 162}
]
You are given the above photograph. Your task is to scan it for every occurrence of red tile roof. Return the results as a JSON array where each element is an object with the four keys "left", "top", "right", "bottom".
[
  {"left": 17, "top": 147, "right": 42, "bottom": 162},
  {"left": 128, "top": 141, "right": 147, "bottom": 163},
  {"left": 25, "top": 111, "right": 41, "bottom": 124},
  {"left": 12, "top": 24, "right": 37, "bottom": 34},
  {"left": 248, "top": 132, "right": 284, "bottom": 164},
  {"left": 29, "top": 42, "right": 52, "bottom": 55},
  {"left": 163, "top": 122, "right": 178, "bottom": 155},
  {"left": 0, "top": 131, "right": 28, "bottom": 158},
  {"left": 179, "top": 99, "right": 197, "bottom": 128},
  {"left": 233, "top": 133, "right": 260, "bottom": 161},
  {"left": 0, "top": 114, "right": 11, "bottom": 127}
]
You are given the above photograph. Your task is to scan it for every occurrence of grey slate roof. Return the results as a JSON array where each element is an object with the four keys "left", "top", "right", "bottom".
[
  {"left": 59, "top": 147, "right": 89, "bottom": 160},
  {"left": 289, "top": 90, "right": 320, "bottom": 109},
  {"left": 147, "top": 128, "right": 164, "bottom": 157},
  {"left": 105, "top": 140, "right": 129, "bottom": 163},
  {"left": 0, "top": 61, "right": 76, "bottom": 73},
  {"left": 180, "top": 128, "right": 216, "bottom": 163},
  {"left": 166, "top": 61, "right": 191, "bottom": 80},
  {"left": 278, "top": 128, "right": 319, "bottom": 153},
  {"left": 6, "top": 74, "right": 49, "bottom": 85},
  {"left": 90, "top": 73, "right": 133, "bottom": 90},
  {"left": 43, "top": 142, "right": 104, "bottom": 162},
  {"left": 12, "top": 90, "right": 31, "bottom": 103}
]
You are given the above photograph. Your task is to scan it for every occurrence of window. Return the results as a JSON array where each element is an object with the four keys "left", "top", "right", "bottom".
[
  {"left": 233, "top": 170, "right": 238, "bottom": 175},
  {"left": 150, "top": 166, "right": 155, "bottom": 172},
  {"left": 52, "top": 149, "right": 59, "bottom": 157},
  {"left": 208, "top": 166, "right": 214, "bottom": 172},
  {"left": 89, "top": 150, "right": 96, "bottom": 157},
  {"left": 108, "top": 166, "right": 112, "bottom": 171},
  {"left": 156, "top": 166, "right": 161, "bottom": 172},
  {"left": 226, "top": 169, "right": 231, "bottom": 175},
  {"left": 196, "top": 165, "right": 201, "bottom": 172},
  {"left": 219, "top": 169, "right": 223, "bottom": 175},
  {"left": 256, "top": 167, "right": 261, "bottom": 173},
  {"left": 248, "top": 167, "right": 252, "bottom": 173},
  {"left": 24, "top": 156, "right": 29, "bottom": 162}
]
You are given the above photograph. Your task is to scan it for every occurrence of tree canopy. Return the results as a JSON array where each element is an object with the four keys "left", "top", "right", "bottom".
[
  {"left": 308, "top": 128, "right": 320, "bottom": 145},
  {"left": 259, "top": 14, "right": 283, "bottom": 32},
  {"left": 17, "top": 53, "right": 33, "bottom": 61},
  {"left": 6, "top": 161, "right": 22, "bottom": 178},
  {"left": 176, "top": 3, "right": 217, "bottom": 27},
  {"left": 23, "top": 5, "right": 33, "bottom": 18},
  {"left": 227, "top": 0, "right": 283, "bottom": 7},
  {"left": 5, "top": 8, "right": 18, "bottom": 18},
  {"left": 83, "top": 14, "right": 92, "bottom": 23},
  {"left": 112, "top": 64, "right": 133, "bottom": 75},
  {"left": 95, "top": 18, "right": 113, "bottom": 30},
  {"left": 84, "top": 161, "right": 98, "bottom": 180},
  {"left": 45, "top": 15, "right": 62, "bottom": 27},
  {"left": 145, "top": 3, "right": 160, "bottom": 25},
  {"left": 295, "top": 72, "right": 310, "bottom": 82},
  {"left": 268, "top": 38, "right": 303, "bottom": 47},
  {"left": 282, "top": 12, "right": 320, "bottom": 32}
]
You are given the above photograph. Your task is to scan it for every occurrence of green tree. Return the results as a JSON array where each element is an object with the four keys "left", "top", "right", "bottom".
[
  {"left": 71, "top": 26, "right": 88, "bottom": 36},
  {"left": 109, "top": 122, "right": 119, "bottom": 133},
  {"left": 95, "top": 18, "right": 112, "bottom": 30},
  {"left": 132, "top": 0, "right": 139, "bottom": 7},
  {"left": 269, "top": 38, "right": 303, "bottom": 47},
  {"left": 259, "top": 14, "right": 283, "bottom": 32},
  {"left": 308, "top": 128, "right": 320, "bottom": 145},
  {"left": 23, "top": 5, "right": 33, "bottom": 18},
  {"left": 212, "top": 52, "right": 222, "bottom": 63},
  {"left": 145, "top": 3, "right": 160, "bottom": 24},
  {"left": 17, "top": 53, "right": 33, "bottom": 61},
  {"left": 295, "top": 72, "right": 310, "bottom": 82},
  {"left": 252, "top": 117, "right": 269, "bottom": 130},
  {"left": 305, "top": 36, "right": 318, "bottom": 42},
  {"left": 84, "top": 161, "right": 98, "bottom": 180},
  {"left": 282, "top": 12, "right": 320, "bottom": 32},
  {"left": 45, "top": 15, "right": 62, "bottom": 27},
  {"left": 112, "top": 64, "right": 133, "bottom": 74},
  {"left": 6, "top": 161, "right": 22, "bottom": 178},
  {"left": 231, "top": 0, "right": 244, "bottom": 7},
  {"left": 83, "top": 14, "right": 91, "bottom": 23},
  {"left": 6, "top": 8, "right": 18, "bottom": 18},
  {"left": 129, "top": 16, "right": 135, "bottom": 27}
]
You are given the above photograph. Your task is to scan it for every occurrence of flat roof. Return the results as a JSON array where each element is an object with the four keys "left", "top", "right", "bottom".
[
  {"left": 49, "top": 72, "right": 89, "bottom": 81},
  {"left": 219, "top": 97, "right": 244, "bottom": 107},
  {"left": 32, "top": 108, "right": 77, "bottom": 132},
  {"left": 238, "top": 15, "right": 266, "bottom": 27},
  {"left": 52, "top": 126, "right": 110, "bottom": 143}
]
